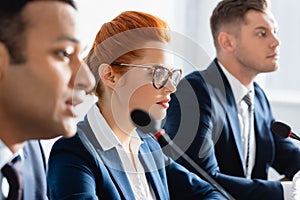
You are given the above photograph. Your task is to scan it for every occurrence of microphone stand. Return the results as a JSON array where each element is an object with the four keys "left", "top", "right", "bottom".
[
  {"left": 131, "top": 109, "right": 235, "bottom": 200},
  {"left": 155, "top": 130, "right": 236, "bottom": 200}
]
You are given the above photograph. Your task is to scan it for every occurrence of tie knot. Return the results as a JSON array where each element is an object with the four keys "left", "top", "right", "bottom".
[{"left": 243, "top": 92, "right": 252, "bottom": 108}]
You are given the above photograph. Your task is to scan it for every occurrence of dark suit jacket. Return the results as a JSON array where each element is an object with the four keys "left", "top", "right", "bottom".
[
  {"left": 163, "top": 58, "right": 300, "bottom": 200},
  {"left": 47, "top": 116, "right": 225, "bottom": 200},
  {"left": 21, "top": 140, "right": 48, "bottom": 200}
]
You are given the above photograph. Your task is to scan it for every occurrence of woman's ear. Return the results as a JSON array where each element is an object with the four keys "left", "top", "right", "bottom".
[
  {"left": 218, "top": 31, "right": 236, "bottom": 52},
  {"left": 98, "top": 63, "right": 116, "bottom": 88}
]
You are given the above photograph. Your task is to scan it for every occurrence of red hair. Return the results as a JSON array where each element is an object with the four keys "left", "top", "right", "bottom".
[{"left": 85, "top": 11, "right": 170, "bottom": 97}]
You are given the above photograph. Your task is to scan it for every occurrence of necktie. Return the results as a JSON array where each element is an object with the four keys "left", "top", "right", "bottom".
[
  {"left": 1, "top": 156, "right": 22, "bottom": 200},
  {"left": 243, "top": 92, "right": 253, "bottom": 178}
]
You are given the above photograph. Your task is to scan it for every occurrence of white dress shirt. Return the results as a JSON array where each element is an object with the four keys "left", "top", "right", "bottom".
[
  {"left": 0, "top": 140, "right": 14, "bottom": 200},
  {"left": 87, "top": 104, "right": 156, "bottom": 200}
]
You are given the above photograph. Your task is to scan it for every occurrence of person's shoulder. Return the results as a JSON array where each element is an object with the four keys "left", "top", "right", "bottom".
[
  {"left": 253, "top": 82, "right": 268, "bottom": 99},
  {"left": 184, "top": 70, "right": 204, "bottom": 82},
  {"left": 176, "top": 69, "right": 210, "bottom": 98},
  {"left": 52, "top": 118, "right": 92, "bottom": 150},
  {"left": 54, "top": 133, "right": 80, "bottom": 146},
  {"left": 182, "top": 61, "right": 220, "bottom": 86},
  {"left": 50, "top": 132, "right": 101, "bottom": 169},
  {"left": 51, "top": 133, "right": 87, "bottom": 155},
  {"left": 254, "top": 82, "right": 265, "bottom": 92}
]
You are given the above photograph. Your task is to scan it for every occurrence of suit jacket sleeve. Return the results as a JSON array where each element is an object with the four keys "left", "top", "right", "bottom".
[
  {"left": 163, "top": 71, "right": 286, "bottom": 200},
  {"left": 22, "top": 140, "right": 48, "bottom": 200}
]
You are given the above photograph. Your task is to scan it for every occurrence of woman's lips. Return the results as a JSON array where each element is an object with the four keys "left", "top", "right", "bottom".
[{"left": 157, "top": 99, "right": 170, "bottom": 109}]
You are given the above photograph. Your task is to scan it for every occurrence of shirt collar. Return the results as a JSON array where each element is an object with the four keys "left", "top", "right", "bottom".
[
  {"left": 0, "top": 140, "right": 14, "bottom": 169},
  {"left": 218, "top": 61, "right": 254, "bottom": 105},
  {"left": 87, "top": 104, "right": 143, "bottom": 151}
]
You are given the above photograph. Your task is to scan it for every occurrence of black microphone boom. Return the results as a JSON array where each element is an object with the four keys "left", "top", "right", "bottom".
[
  {"left": 271, "top": 121, "right": 300, "bottom": 141},
  {"left": 131, "top": 109, "right": 235, "bottom": 200}
]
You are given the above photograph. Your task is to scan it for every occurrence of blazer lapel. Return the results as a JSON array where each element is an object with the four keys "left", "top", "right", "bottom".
[
  {"left": 21, "top": 142, "right": 34, "bottom": 200},
  {"left": 99, "top": 149, "right": 135, "bottom": 200},
  {"left": 19, "top": 141, "right": 48, "bottom": 200},
  {"left": 203, "top": 60, "right": 244, "bottom": 165},
  {"left": 226, "top": 95, "right": 245, "bottom": 165},
  {"left": 138, "top": 138, "right": 168, "bottom": 200},
  {"left": 79, "top": 118, "right": 135, "bottom": 200},
  {"left": 251, "top": 91, "right": 274, "bottom": 177}
]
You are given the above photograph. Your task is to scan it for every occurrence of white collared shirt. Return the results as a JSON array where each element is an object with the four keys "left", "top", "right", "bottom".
[
  {"left": 0, "top": 140, "right": 14, "bottom": 170},
  {"left": 218, "top": 62, "right": 256, "bottom": 179},
  {"left": 87, "top": 104, "right": 156, "bottom": 200},
  {"left": 0, "top": 140, "right": 15, "bottom": 200}
]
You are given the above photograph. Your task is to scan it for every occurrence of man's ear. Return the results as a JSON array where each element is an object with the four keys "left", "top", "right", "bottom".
[
  {"left": 98, "top": 63, "right": 116, "bottom": 88},
  {"left": 218, "top": 31, "right": 236, "bottom": 52},
  {"left": 0, "top": 43, "right": 10, "bottom": 81}
]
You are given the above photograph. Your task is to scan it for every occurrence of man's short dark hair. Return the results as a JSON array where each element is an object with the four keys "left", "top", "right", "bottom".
[
  {"left": 210, "top": 0, "right": 269, "bottom": 50},
  {"left": 0, "top": 0, "right": 77, "bottom": 64}
]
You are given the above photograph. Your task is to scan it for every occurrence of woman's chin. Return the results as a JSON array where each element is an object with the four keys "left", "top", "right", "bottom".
[{"left": 149, "top": 108, "right": 166, "bottom": 121}]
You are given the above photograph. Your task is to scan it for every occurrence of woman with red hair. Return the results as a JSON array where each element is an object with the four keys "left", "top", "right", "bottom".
[{"left": 47, "top": 11, "right": 224, "bottom": 199}]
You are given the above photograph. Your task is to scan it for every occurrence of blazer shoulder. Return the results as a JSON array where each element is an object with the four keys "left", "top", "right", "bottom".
[
  {"left": 254, "top": 82, "right": 268, "bottom": 99},
  {"left": 50, "top": 133, "right": 98, "bottom": 166},
  {"left": 184, "top": 70, "right": 205, "bottom": 84},
  {"left": 52, "top": 133, "right": 82, "bottom": 150}
]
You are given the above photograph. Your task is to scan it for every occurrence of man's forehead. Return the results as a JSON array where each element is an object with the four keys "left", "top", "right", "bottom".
[
  {"left": 244, "top": 10, "right": 277, "bottom": 28},
  {"left": 24, "top": 1, "right": 77, "bottom": 27},
  {"left": 23, "top": 2, "right": 83, "bottom": 50}
]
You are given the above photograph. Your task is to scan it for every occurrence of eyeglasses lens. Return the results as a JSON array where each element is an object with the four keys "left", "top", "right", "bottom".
[
  {"left": 153, "top": 67, "right": 181, "bottom": 89},
  {"left": 153, "top": 67, "right": 168, "bottom": 89},
  {"left": 171, "top": 70, "right": 181, "bottom": 87}
]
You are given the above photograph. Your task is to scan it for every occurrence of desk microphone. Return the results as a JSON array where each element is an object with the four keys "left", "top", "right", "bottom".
[
  {"left": 271, "top": 121, "right": 300, "bottom": 141},
  {"left": 130, "top": 109, "right": 235, "bottom": 200}
]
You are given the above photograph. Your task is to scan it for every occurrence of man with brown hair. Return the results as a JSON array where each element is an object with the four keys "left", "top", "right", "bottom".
[{"left": 164, "top": 0, "right": 300, "bottom": 199}]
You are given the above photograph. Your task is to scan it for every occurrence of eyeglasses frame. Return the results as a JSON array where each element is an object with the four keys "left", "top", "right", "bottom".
[{"left": 111, "top": 62, "right": 182, "bottom": 89}]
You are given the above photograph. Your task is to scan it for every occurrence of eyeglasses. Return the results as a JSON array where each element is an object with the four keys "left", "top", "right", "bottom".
[{"left": 111, "top": 62, "right": 182, "bottom": 89}]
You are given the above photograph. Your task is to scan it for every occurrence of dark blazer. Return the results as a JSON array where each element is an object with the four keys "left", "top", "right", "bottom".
[
  {"left": 163, "top": 58, "right": 300, "bottom": 200},
  {"left": 21, "top": 140, "right": 48, "bottom": 200},
  {"left": 47, "top": 116, "right": 225, "bottom": 200}
]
